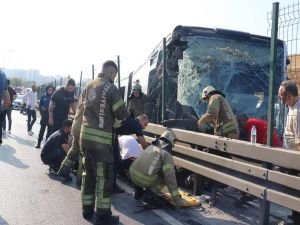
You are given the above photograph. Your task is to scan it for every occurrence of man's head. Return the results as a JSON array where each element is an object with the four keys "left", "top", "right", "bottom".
[
  {"left": 138, "top": 114, "right": 149, "bottom": 129},
  {"left": 278, "top": 80, "right": 298, "bottom": 106},
  {"left": 32, "top": 84, "right": 37, "bottom": 92},
  {"left": 201, "top": 85, "right": 216, "bottom": 102},
  {"left": 61, "top": 119, "right": 73, "bottom": 134},
  {"left": 101, "top": 60, "right": 118, "bottom": 83},
  {"left": 65, "top": 79, "right": 76, "bottom": 93},
  {"left": 132, "top": 83, "right": 142, "bottom": 98},
  {"left": 46, "top": 84, "right": 54, "bottom": 95}
]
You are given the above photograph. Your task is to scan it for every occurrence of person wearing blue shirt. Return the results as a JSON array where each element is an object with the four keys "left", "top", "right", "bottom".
[{"left": 35, "top": 85, "right": 54, "bottom": 148}]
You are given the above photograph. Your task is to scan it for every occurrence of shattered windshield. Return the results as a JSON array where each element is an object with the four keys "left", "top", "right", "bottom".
[{"left": 177, "top": 36, "right": 285, "bottom": 122}]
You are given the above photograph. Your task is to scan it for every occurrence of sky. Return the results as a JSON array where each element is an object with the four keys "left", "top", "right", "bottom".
[{"left": 0, "top": 0, "right": 296, "bottom": 81}]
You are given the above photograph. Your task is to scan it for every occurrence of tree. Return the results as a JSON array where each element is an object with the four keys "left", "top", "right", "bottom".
[{"left": 10, "top": 77, "right": 25, "bottom": 87}]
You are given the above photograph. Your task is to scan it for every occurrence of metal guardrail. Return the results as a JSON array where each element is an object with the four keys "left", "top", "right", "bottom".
[{"left": 144, "top": 123, "right": 300, "bottom": 213}]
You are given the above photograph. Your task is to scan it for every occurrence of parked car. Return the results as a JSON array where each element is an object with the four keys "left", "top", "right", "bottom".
[{"left": 12, "top": 94, "right": 24, "bottom": 110}]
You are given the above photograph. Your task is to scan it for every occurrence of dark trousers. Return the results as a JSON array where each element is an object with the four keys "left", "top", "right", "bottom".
[
  {"left": 118, "top": 158, "right": 134, "bottom": 178},
  {"left": 37, "top": 110, "right": 52, "bottom": 144},
  {"left": 41, "top": 148, "right": 66, "bottom": 170},
  {"left": 27, "top": 109, "right": 36, "bottom": 132},
  {"left": 0, "top": 111, "right": 5, "bottom": 141},
  {"left": 2, "top": 108, "right": 12, "bottom": 131},
  {"left": 112, "top": 134, "right": 121, "bottom": 186}
]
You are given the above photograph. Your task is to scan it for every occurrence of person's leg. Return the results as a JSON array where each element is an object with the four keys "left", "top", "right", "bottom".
[
  {"left": 37, "top": 123, "right": 46, "bottom": 147},
  {"left": 2, "top": 109, "right": 7, "bottom": 131},
  {"left": 7, "top": 109, "right": 12, "bottom": 132},
  {"left": 118, "top": 158, "right": 134, "bottom": 179},
  {"left": 27, "top": 108, "right": 32, "bottom": 132},
  {"left": 94, "top": 147, "right": 119, "bottom": 225},
  {"left": 0, "top": 111, "right": 4, "bottom": 144},
  {"left": 37, "top": 112, "right": 47, "bottom": 147},
  {"left": 81, "top": 150, "right": 96, "bottom": 220},
  {"left": 45, "top": 124, "right": 52, "bottom": 140},
  {"left": 29, "top": 110, "right": 36, "bottom": 131}
]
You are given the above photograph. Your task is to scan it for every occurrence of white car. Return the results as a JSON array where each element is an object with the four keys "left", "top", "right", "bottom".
[{"left": 12, "top": 94, "right": 24, "bottom": 110}]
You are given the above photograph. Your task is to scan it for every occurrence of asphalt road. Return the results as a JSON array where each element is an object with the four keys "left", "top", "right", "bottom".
[
  {"left": 0, "top": 111, "right": 292, "bottom": 225},
  {"left": 0, "top": 112, "right": 177, "bottom": 225}
]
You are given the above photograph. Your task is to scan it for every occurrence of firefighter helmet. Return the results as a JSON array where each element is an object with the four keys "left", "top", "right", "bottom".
[
  {"left": 159, "top": 130, "right": 176, "bottom": 147},
  {"left": 201, "top": 85, "right": 216, "bottom": 100}
]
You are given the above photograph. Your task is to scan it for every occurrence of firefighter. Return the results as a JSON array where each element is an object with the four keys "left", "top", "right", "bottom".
[
  {"left": 57, "top": 93, "right": 84, "bottom": 183},
  {"left": 128, "top": 81, "right": 148, "bottom": 117},
  {"left": 197, "top": 86, "right": 239, "bottom": 139},
  {"left": 80, "top": 60, "right": 128, "bottom": 225},
  {"left": 129, "top": 130, "right": 185, "bottom": 207}
]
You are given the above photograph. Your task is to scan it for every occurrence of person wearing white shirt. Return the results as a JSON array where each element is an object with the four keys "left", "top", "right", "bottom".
[
  {"left": 278, "top": 80, "right": 300, "bottom": 224},
  {"left": 23, "top": 84, "right": 38, "bottom": 135},
  {"left": 118, "top": 135, "right": 142, "bottom": 178}
]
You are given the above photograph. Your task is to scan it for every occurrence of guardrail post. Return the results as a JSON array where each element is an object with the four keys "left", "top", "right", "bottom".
[
  {"left": 162, "top": 38, "right": 167, "bottom": 122},
  {"left": 92, "top": 64, "right": 95, "bottom": 80},
  {"left": 79, "top": 71, "right": 82, "bottom": 96},
  {"left": 117, "top": 55, "right": 121, "bottom": 89},
  {"left": 260, "top": 2, "right": 279, "bottom": 225}
]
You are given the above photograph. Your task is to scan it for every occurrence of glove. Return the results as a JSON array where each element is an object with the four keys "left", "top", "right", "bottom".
[
  {"left": 173, "top": 195, "right": 197, "bottom": 207},
  {"left": 113, "top": 119, "right": 123, "bottom": 128}
]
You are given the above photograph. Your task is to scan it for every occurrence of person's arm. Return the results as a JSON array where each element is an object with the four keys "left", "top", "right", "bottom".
[
  {"left": 70, "top": 101, "right": 77, "bottom": 114},
  {"left": 197, "top": 95, "right": 220, "bottom": 129},
  {"left": 161, "top": 151, "right": 182, "bottom": 205},
  {"left": 61, "top": 143, "right": 71, "bottom": 154},
  {"left": 48, "top": 100, "right": 55, "bottom": 126},
  {"left": 110, "top": 85, "right": 128, "bottom": 122},
  {"left": 137, "top": 136, "right": 149, "bottom": 149}
]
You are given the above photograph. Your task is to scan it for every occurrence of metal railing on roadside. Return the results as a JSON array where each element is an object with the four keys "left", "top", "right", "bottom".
[{"left": 144, "top": 123, "right": 300, "bottom": 213}]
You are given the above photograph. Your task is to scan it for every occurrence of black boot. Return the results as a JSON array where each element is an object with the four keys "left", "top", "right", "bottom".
[
  {"left": 134, "top": 186, "right": 144, "bottom": 200},
  {"left": 82, "top": 206, "right": 94, "bottom": 220},
  {"left": 35, "top": 142, "right": 41, "bottom": 148},
  {"left": 94, "top": 215, "right": 119, "bottom": 225}
]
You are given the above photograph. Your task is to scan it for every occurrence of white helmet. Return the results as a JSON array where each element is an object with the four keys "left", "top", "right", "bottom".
[{"left": 201, "top": 85, "right": 216, "bottom": 100}]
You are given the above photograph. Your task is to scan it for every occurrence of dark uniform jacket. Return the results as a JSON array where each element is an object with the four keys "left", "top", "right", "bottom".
[{"left": 80, "top": 74, "right": 128, "bottom": 149}]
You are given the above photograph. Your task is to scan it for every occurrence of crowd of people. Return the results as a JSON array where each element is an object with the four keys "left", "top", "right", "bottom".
[{"left": 1, "top": 62, "right": 300, "bottom": 224}]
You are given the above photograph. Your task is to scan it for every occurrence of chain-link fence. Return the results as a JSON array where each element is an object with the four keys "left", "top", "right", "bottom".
[{"left": 268, "top": 1, "right": 300, "bottom": 88}]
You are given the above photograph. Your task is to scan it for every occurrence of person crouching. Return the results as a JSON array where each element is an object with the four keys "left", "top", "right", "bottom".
[{"left": 40, "top": 119, "right": 73, "bottom": 173}]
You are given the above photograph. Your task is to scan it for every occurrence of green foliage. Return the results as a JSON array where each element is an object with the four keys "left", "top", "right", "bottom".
[{"left": 10, "top": 77, "right": 25, "bottom": 87}]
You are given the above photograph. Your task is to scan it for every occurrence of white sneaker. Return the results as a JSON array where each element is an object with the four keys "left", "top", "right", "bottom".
[
  {"left": 7, "top": 130, "right": 11, "bottom": 134},
  {"left": 27, "top": 131, "right": 34, "bottom": 136}
]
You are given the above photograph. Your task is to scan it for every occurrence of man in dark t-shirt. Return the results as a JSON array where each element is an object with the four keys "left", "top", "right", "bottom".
[
  {"left": 41, "top": 119, "right": 73, "bottom": 172},
  {"left": 48, "top": 79, "right": 76, "bottom": 134},
  {"left": 116, "top": 114, "right": 149, "bottom": 149}
]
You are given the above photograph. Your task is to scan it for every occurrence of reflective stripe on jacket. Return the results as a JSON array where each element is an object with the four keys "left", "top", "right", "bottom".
[{"left": 130, "top": 145, "right": 180, "bottom": 199}]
